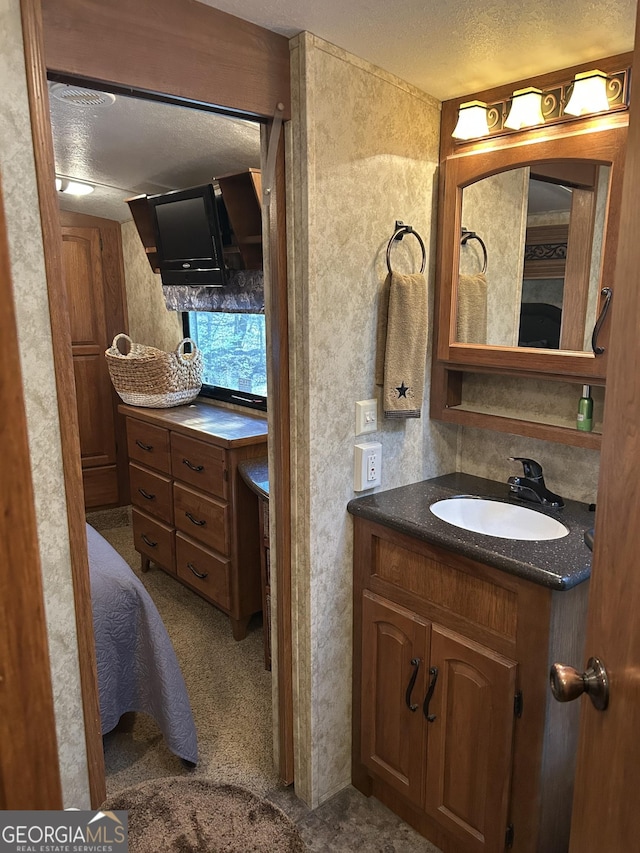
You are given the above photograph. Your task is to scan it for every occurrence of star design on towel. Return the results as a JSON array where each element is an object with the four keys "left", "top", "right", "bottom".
[{"left": 396, "top": 382, "right": 409, "bottom": 398}]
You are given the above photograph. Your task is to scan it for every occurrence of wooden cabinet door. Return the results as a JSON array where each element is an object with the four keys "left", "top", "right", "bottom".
[
  {"left": 361, "top": 591, "right": 429, "bottom": 807},
  {"left": 425, "top": 625, "right": 517, "bottom": 853},
  {"left": 61, "top": 223, "right": 121, "bottom": 508}
]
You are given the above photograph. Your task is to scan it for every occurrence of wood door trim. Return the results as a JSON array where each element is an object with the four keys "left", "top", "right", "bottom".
[
  {"left": 41, "top": 0, "right": 290, "bottom": 120},
  {"left": 25, "top": 0, "right": 293, "bottom": 801},
  {"left": 569, "top": 10, "right": 640, "bottom": 848},
  {"left": 20, "top": 0, "right": 106, "bottom": 807},
  {"left": 0, "top": 175, "right": 63, "bottom": 810}
]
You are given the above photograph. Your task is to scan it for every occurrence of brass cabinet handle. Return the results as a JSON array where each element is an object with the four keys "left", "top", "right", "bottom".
[
  {"left": 185, "top": 511, "right": 206, "bottom": 527},
  {"left": 138, "top": 487, "right": 155, "bottom": 500},
  {"left": 405, "top": 657, "right": 421, "bottom": 712},
  {"left": 592, "top": 286, "right": 613, "bottom": 355},
  {"left": 187, "top": 561, "right": 208, "bottom": 580},
  {"left": 141, "top": 534, "right": 157, "bottom": 548},
  {"left": 135, "top": 439, "right": 153, "bottom": 451},
  {"left": 423, "top": 666, "right": 439, "bottom": 721},
  {"left": 183, "top": 458, "right": 204, "bottom": 472}
]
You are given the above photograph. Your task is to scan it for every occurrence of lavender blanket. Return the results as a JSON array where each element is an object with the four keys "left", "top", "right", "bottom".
[{"left": 87, "top": 524, "right": 198, "bottom": 765}]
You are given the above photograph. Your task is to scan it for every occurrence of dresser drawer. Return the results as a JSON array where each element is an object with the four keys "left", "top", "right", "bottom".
[
  {"left": 129, "top": 463, "right": 173, "bottom": 523},
  {"left": 171, "top": 432, "right": 227, "bottom": 499},
  {"left": 132, "top": 508, "right": 175, "bottom": 572},
  {"left": 126, "top": 419, "right": 171, "bottom": 474},
  {"left": 176, "top": 533, "right": 231, "bottom": 610},
  {"left": 173, "top": 482, "right": 229, "bottom": 555}
]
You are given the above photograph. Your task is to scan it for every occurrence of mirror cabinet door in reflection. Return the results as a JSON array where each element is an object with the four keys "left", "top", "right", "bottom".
[{"left": 457, "top": 161, "right": 611, "bottom": 353}]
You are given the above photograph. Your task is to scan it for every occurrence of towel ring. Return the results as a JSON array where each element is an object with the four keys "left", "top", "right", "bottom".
[
  {"left": 461, "top": 228, "right": 488, "bottom": 275},
  {"left": 386, "top": 222, "right": 426, "bottom": 275}
]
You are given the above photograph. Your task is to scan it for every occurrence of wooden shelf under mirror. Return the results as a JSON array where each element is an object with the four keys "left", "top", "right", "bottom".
[
  {"left": 431, "top": 53, "right": 631, "bottom": 444},
  {"left": 431, "top": 366, "right": 604, "bottom": 450}
]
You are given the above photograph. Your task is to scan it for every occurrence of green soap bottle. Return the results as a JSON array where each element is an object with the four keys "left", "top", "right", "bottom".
[{"left": 577, "top": 384, "right": 593, "bottom": 432}]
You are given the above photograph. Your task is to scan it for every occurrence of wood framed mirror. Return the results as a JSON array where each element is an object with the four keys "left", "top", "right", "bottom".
[
  {"left": 430, "top": 54, "right": 631, "bottom": 449},
  {"left": 435, "top": 121, "right": 626, "bottom": 380}
]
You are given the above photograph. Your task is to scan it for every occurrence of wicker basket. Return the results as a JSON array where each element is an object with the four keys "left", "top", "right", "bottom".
[{"left": 105, "top": 334, "right": 203, "bottom": 408}]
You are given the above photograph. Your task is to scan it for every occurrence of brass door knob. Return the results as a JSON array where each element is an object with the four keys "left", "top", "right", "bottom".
[{"left": 550, "top": 657, "right": 609, "bottom": 711}]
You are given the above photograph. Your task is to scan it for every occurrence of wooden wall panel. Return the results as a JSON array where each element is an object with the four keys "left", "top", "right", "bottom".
[{"left": 42, "top": 0, "right": 291, "bottom": 120}]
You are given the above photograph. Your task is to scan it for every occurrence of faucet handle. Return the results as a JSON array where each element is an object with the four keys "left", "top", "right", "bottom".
[{"left": 509, "top": 457, "right": 544, "bottom": 481}]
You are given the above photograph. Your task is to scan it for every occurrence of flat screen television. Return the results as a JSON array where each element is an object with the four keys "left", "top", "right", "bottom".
[{"left": 148, "top": 184, "right": 227, "bottom": 286}]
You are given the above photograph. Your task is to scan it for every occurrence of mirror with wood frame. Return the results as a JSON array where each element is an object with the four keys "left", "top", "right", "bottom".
[
  {"left": 458, "top": 161, "right": 610, "bottom": 353},
  {"left": 435, "top": 119, "right": 627, "bottom": 382}
]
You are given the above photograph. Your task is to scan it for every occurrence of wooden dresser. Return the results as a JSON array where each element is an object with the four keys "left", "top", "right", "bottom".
[{"left": 120, "top": 401, "right": 268, "bottom": 640}]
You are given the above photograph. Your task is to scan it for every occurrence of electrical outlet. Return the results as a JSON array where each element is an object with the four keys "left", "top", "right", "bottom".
[
  {"left": 355, "top": 399, "right": 378, "bottom": 436},
  {"left": 354, "top": 441, "right": 382, "bottom": 491}
]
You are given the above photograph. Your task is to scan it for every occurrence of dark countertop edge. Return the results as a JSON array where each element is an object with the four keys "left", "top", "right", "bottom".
[
  {"left": 238, "top": 457, "right": 269, "bottom": 499},
  {"left": 347, "top": 473, "right": 593, "bottom": 591}
]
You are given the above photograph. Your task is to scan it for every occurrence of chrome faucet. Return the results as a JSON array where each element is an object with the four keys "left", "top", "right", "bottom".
[{"left": 507, "top": 457, "right": 564, "bottom": 508}]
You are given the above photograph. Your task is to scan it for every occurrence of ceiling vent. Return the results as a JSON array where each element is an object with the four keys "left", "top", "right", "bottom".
[{"left": 50, "top": 83, "right": 116, "bottom": 108}]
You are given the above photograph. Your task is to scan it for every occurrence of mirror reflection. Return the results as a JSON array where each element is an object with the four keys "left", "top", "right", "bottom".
[{"left": 456, "top": 161, "right": 610, "bottom": 352}]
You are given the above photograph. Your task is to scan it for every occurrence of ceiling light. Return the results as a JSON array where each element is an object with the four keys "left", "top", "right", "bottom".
[
  {"left": 504, "top": 87, "right": 545, "bottom": 130},
  {"left": 564, "top": 70, "right": 610, "bottom": 116},
  {"left": 452, "top": 101, "right": 490, "bottom": 140},
  {"left": 56, "top": 177, "right": 95, "bottom": 195}
]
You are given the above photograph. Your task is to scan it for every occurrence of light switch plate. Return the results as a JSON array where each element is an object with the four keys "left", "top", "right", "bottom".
[{"left": 355, "top": 399, "right": 378, "bottom": 435}]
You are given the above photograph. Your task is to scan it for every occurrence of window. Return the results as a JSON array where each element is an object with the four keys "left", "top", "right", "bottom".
[{"left": 184, "top": 311, "right": 267, "bottom": 411}]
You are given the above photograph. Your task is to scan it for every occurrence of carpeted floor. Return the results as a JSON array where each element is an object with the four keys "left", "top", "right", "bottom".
[
  {"left": 103, "top": 777, "right": 305, "bottom": 853},
  {"left": 88, "top": 508, "right": 443, "bottom": 852},
  {"left": 88, "top": 509, "right": 278, "bottom": 797}
]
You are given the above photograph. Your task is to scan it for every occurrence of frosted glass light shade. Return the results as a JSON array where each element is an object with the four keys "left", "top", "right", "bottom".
[
  {"left": 452, "top": 100, "right": 490, "bottom": 140},
  {"left": 504, "top": 87, "right": 545, "bottom": 130},
  {"left": 58, "top": 179, "right": 94, "bottom": 195},
  {"left": 564, "top": 70, "right": 609, "bottom": 116}
]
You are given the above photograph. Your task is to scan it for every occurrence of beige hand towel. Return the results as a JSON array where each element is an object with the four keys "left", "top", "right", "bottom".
[
  {"left": 376, "top": 271, "right": 428, "bottom": 418},
  {"left": 456, "top": 272, "right": 487, "bottom": 344}
]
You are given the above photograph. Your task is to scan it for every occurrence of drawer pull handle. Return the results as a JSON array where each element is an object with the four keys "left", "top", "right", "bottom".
[
  {"left": 183, "top": 458, "right": 204, "bottom": 472},
  {"left": 135, "top": 439, "right": 153, "bottom": 452},
  {"left": 186, "top": 511, "right": 206, "bottom": 527},
  {"left": 138, "top": 488, "right": 155, "bottom": 500},
  {"left": 423, "top": 666, "right": 439, "bottom": 721},
  {"left": 187, "top": 562, "right": 208, "bottom": 580},
  {"left": 141, "top": 534, "right": 158, "bottom": 548},
  {"left": 405, "top": 657, "right": 421, "bottom": 712}
]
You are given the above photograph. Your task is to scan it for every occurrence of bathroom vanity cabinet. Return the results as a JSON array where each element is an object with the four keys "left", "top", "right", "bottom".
[
  {"left": 350, "top": 477, "right": 593, "bottom": 853},
  {"left": 121, "top": 401, "right": 268, "bottom": 640}
]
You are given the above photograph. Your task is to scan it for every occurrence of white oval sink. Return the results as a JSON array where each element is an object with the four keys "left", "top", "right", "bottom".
[{"left": 430, "top": 496, "right": 569, "bottom": 541}]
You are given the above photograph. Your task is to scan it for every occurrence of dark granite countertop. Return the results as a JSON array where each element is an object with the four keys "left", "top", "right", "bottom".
[
  {"left": 347, "top": 472, "right": 594, "bottom": 590},
  {"left": 238, "top": 456, "right": 269, "bottom": 500}
]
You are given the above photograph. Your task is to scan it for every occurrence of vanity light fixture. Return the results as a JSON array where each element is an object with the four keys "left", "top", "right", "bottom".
[
  {"left": 564, "top": 69, "right": 610, "bottom": 116},
  {"left": 451, "top": 66, "right": 629, "bottom": 143},
  {"left": 55, "top": 177, "right": 95, "bottom": 195},
  {"left": 451, "top": 100, "right": 490, "bottom": 140},
  {"left": 504, "top": 87, "right": 545, "bottom": 130}
]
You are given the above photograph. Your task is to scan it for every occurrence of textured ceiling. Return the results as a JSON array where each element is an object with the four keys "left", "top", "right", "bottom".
[
  {"left": 50, "top": 0, "right": 638, "bottom": 221},
  {"left": 49, "top": 84, "right": 261, "bottom": 222},
  {"left": 199, "top": 0, "right": 637, "bottom": 100}
]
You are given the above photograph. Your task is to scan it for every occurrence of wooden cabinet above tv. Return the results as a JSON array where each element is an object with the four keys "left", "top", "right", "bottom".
[{"left": 125, "top": 168, "right": 263, "bottom": 275}]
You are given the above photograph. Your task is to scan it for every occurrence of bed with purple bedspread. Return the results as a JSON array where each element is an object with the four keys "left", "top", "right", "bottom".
[{"left": 87, "top": 523, "right": 198, "bottom": 765}]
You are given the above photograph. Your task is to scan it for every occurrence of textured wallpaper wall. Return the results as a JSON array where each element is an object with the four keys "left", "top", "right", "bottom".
[
  {"left": 288, "top": 32, "right": 457, "bottom": 807},
  {"left": 121, "top": 220, "right": 183, "bottom": 351},
  {"left": 0, "top": 0, "right": 90, "bottom": 806}
]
